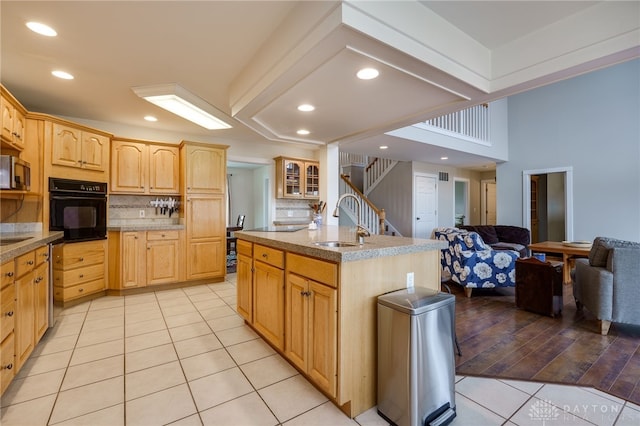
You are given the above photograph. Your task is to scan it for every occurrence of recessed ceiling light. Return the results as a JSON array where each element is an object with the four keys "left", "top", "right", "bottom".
[
  {"left": 297, "top": 104, "right": 315, "bottom": 112},
  {"left": 26, "top": 22, "right": 57, "bottom": 37},
  {"left": 379, "top": 146, "right": 388, "bottom": 150},
  {"left": 52, "top": 70, "right": 74, "bottom": 80},
  {"left": 440, "top": 156, "right": 449, "bottom": 160},
  {"left": 144, "top": 115, "right": 158, "bottom": 122},
  {"left": 297, "top": 129, "right": 310, "bottom": 135},
  {"left": 357, "top": 68, "right": 379, "bottom": 80}
]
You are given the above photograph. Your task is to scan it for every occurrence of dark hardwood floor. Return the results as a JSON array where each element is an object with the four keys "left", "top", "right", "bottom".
[{"left": 448, "top": 281, "right": 640, "bottom": 405}]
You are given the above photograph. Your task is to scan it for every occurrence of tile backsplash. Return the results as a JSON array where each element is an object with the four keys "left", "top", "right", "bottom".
[
  {"left": 274, "top": 198, "right": 316, "bottom": 224},
  {"left": 109, "top": 195, "right": 182, "bottom": 226}
]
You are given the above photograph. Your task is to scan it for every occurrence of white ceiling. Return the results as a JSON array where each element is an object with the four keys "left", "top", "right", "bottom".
[{"left": 1, "top": 1, "right": 638, "bottom": 170}]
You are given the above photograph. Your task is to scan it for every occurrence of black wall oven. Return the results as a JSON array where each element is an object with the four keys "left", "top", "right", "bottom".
[{"left": 49, "top": 178, "right": 107, "bottom": 242}]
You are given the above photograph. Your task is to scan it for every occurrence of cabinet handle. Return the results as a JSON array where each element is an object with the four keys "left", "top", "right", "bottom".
[
  {"left": 27, "top": 260, "right": 34, "bottom": 265},
  {"left": 34, "top": 277, "right": 42, "bottom": 283},
  {"left": 2, "top": 363, "right": 13, "bottom": 371},
  {"left": 6, "top": 271, "right": 13, "bottom": 277},
  {"left": 262, "top": 253, "right": 268, "bottom": 258},
  {"left": 5, "top": 311, "right": 13, "bottom": 317},
  {"left": 79, "top": 257, "right": 84, "bottom": 261},
  {"left": 77, "top": 160, "right": 83, "bottom": 163},
  {"left": 78, "top": 288, "right": 84, "bottom": 293},
  {"left": 79, "top": 274, "right": 84, "bottom": 278}
]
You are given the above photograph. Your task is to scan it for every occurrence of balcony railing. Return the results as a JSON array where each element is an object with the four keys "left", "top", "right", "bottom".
[{"left": 423, "top": 103, "right": 490, "bottom": 142}]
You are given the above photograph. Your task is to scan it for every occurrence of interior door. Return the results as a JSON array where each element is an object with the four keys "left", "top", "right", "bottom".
[
  {"left": 414, "top": 174, "right": 437, "bottom": 238},
  {"left": 482, "top": 181, "right": 497, "bottom": 225}
]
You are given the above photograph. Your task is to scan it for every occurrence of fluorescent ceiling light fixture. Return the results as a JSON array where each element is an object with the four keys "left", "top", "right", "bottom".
[
  {"left": 52, "top": 70, "right": 74, "bottom": 80},
  {"left": 26, "top": 22, "right": 57, "bottom": 37},
  {"left": 297, "top": 104, "right": 315, "bottom": 112},
  {"left": 132, "top": 83, "right": 232, "bottom": 130},
  {"left": 379, "top": 145, "right": 388, "bottom": 150},
  {"left": 357, "top": 68, "right": 379, "bottom": 80},
  {"left": 296, "top": 129, "right": 310, "bottom": 135},
  {"left": 144, "top": 115, "right": 158, "bottom": 122}
]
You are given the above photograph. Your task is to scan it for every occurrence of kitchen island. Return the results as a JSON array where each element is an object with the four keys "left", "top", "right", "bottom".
[{"left": 235, "top": 225, "right": 447, "bottom": 418}]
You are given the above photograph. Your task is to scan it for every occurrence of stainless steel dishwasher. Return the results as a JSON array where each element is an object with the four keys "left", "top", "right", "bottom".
[{"left": 377, "top": 287, "right": 456, "bottom": 426}]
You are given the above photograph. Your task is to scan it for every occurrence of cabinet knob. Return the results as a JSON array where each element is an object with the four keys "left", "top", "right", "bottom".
[
  {"left": 27, "top": 260, "right": 34, "bottom": 265},
  {"left": 6, "top": 271, "right": 13, "bottom": 277},
  {"left": 79, "top": 274, "right": 84, "bottom": 278},
  {"left": 77, "top": 160, "right": 83, "bottom": 163},
  {"left": 5, "top": 311, "right": 13, "bottom": 317},
  {"left": 262, "top": 253, "right": 268, "bottom": 258},
  {"left": 2, "top": 363, "right": 13, "bottom": 371},
  {"left": 79, "top": 257, "right": 84, "bottom": 261},
  {"left": 78, "top": 288, "right": 84, "bottom": 293}
]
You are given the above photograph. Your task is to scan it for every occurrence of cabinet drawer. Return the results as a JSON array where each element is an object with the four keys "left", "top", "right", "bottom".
[
  {"left": 147, "top": 230, "right": 179, "bottom": 241},
  {"left": 254, "top": 244, "right": 284, "bottom": 269},
  {"left": 14, "top": 252, "right": 35, "bottom": 278},
  {"left": 1, "top": 261, "right": 15, "bottom": 288},
  {"left": 0, "top": 283, "right": 15, "bottom": 342},
  {"left": 287, "top": 253, "right": 338, "bottom": 288},
  {"left": 237, "top": 239, "right": 252, "bottom": 257},
  {"left": 54, "top": 278, "right": 104, "bottom": 301},
  {"left": 35, "top": 246, "right": 49, "bottom": 266},
  {"left": 53, "top": 263, "right": 104, "bottom": 287},
  {"left": 0, "top": 332, "right": 15, "bottom": 395},
  {"left": 54, "top": 241, "right": 105, "bottom": 270}
]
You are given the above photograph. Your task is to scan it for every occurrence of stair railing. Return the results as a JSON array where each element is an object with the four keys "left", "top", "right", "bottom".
[
  {"left": 364, "top": 157, "right": 397, "bottom": 194},
  {"left": 339, "top": 174, "right": 385, "bottom": 235}
]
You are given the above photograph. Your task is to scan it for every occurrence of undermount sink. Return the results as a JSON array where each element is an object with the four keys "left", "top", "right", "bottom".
[
  {"left": 0, "top": 237, "right": 33, "bottom": 246},
  {"left": 314, "top": 241, "right": 358, "bottom": 248}
]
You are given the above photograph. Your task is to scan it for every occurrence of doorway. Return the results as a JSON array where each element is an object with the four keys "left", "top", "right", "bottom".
[
  {"left": 454, "top": 178, "right": 470, "bottom": 227},
  {"left": 481, "top": 180, "right": 497, "bottom": 225},
  {"left": 523, "top": 167, "right": 574, "bottom": 241},
  {"left": 413, "top": 173, "right": 437, "bottom": 238}
]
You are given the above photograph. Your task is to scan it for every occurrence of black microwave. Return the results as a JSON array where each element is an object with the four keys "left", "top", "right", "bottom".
[{"left": 0, "top": 155, "right": 30, "bottom": 190}]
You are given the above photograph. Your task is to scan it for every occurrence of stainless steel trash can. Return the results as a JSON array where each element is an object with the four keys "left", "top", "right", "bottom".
[{"left": 377, "top": 287, "right": 456, "bottom": 426}]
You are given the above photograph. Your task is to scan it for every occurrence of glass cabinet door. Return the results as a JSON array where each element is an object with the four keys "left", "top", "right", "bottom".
[
  {"left": 305, "top": 163, "right": 319, "bottom": 197},
  {"left": 285, "top": 160, "right": 302, "bottom": 196}
]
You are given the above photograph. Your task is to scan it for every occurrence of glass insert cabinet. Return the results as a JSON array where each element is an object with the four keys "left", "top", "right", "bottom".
[{"left": 275, "top": 156, "right": 320, "bottom": 199}]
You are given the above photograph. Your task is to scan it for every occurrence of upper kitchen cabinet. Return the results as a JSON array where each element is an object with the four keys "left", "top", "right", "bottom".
[
  {"left": 110, "top": 139, "right": 179, "bottom": 195},
  {"left": 51, "top": 123, "right": 109, "bottom": 172},
  {"left": 275, "top": 157, "right": 319, "bottom": 199},
  {"left": 1, "top": 86, "right": 26, "bottom": 151},
  {"left": 180, "top": 142, "right": 226, "bottom": 194}
]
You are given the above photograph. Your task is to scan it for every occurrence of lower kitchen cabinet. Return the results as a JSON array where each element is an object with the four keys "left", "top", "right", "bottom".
[
  {"left": 235, "top": 239, "right": 253, "bottom": 322},
  {"left": 252, "top": 244, "right": 285, "bottom": 351},
  {"left": 53, "top": 240, "right": 107, "bottom": 303},
  {"left": 108, "top": 230, "right": 182, "bottom": 289},
  {"left": 1, "top": 260, "right": 16, "bottom": 394},
  {"left": 285, "top": 255, "right": 337, "bottom": 398}
]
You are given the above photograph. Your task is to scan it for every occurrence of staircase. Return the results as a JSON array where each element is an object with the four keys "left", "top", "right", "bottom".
[{"left": 338, "top": 174, "right": 386, "bottom": 235}]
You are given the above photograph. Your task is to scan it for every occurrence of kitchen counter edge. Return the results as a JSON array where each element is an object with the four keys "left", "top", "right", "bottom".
[{"left": 0, "top": 231, "right": 65, "bottom": 263}]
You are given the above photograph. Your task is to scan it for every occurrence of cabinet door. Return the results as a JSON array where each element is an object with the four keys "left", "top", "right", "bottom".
[
  {"left": 146, "top": 239, "right": 179, "bottom": 285},
  {"left": 11, "top": 108, "right": 26, "bottom": 150},
  {"left": 285, "top": 273, "right": 308, "bottom": 371},
  {"left": 308, "top": 281, "right": 337, "bottom": 397},
  {"left": 1, "top": 95, "right": 13, "bottom": 141},
  {"left": 236, "top": 252, "right": 253, "bottom": 322},
  {"left": 149, "top": 145, "right": 179, "bottom": 194},
  {"left": 111, "top": 141, "right": 147, "bottom": 193},
  {"left": 122, "top": 232, "right": 145, "bottom": 288},
  {"left": 186, "top": 195, "right": 224, "bottom": 240},
  {"left": 284, "top": 160, "right": 303, "bottom": 198},
  {"left": 15, "top": 270, "right": 35, "bottom": 370},
  {"left": 185, "top": 145, "right": 225, "bottom": 193},
  {"left": 305, "top": 162, "right": 319, "bottom": 198},
  {"left": 253, "top": 261, "right": 284, "bottom": 350},
  {"left": 186, "top": 240, "right": 224, "bottom": 280},
  {"left": 34, "top": 262, "right": 49, "bottom": 341},
  {"left": 81, "top": 132, "right": 108, "bottom": 171},
  {"left": 0, "top": 333, "right": 15, "bottom": 395},
  {"left": 52, "top": 123, "right": 82, "bottom": 168}
]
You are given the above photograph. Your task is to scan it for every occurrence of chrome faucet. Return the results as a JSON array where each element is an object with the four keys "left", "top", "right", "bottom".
[{"left": 333, "top": 193, "right": 371, "bottom": 244}]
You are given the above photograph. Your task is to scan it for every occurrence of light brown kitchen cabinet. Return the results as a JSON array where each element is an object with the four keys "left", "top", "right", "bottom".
[
  {"left": 235, "top": 240, "right": 253, "bottom": 322},
  {"left": 180, "top": 141, "right": 228, "bottom": 281},
  {"left": 53, "top": 240, "right": 106, "bottom": 303},
  {"left": 14, "top": 251, "right": 35, "bottom": 371},
  {"left": 275, "top": 156, "right": 320, "bottom": 199},
  {"left": 34, "top": 246, "right": 49, "bottom": 342},
  {"left": 111, "top": 139, "right": 179, "bottom": 194},
  {"left": 1, "top": 89, "right": 26, "bottom": 150},
  {"left": 0, "top": 260, "right": 16, "bottom": 395},
  {"left": 252, "top": 244, "right": 285, "bottom": 350},
  {"left": 51, "top": 123, "right": 108, "bottom": 172},
  {"left": 108, "top": 230, "right": 182, "bottom": 289},
  {"left": 285, "top": 253, "right": 337, "bottom": 397},
  {"left": 182, "top": 143, "right": 226, "bottom": 194}
]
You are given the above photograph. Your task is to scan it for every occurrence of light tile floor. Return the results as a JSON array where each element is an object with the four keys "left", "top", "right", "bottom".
[{"left": 1, "top": 274, "right": 639, "bottom": 425}]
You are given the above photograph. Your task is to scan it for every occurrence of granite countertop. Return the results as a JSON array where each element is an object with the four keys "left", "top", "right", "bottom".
[
  {"left": 0, "top": 230, "right": 65, "bottom": 263},
  {"left": 236, "top": 225, "right": 447, "bottom": 263}
]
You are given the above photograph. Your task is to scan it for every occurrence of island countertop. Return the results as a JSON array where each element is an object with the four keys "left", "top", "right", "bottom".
[{"left": 236, "top": 225, "right": 446, "bottom": 263}]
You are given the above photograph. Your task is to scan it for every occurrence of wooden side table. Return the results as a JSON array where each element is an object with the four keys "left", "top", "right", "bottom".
[{"left": 515, "top": 257, "right": 564, "bottom": 317}]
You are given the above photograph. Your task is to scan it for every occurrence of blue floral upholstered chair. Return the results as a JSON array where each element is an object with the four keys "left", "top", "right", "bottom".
[{"left": 434, "top": 227, "right": 520, "bottom": 297}]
